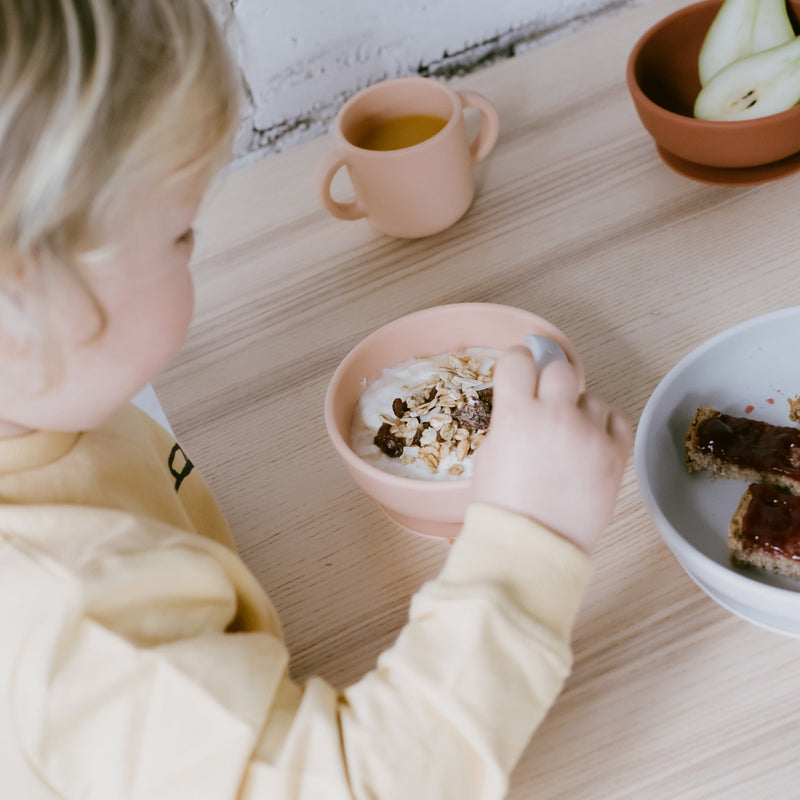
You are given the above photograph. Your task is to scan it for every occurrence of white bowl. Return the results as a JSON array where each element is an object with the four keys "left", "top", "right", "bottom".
[{"left": 635, "top": 306, "right": 800, "bottom": 636}]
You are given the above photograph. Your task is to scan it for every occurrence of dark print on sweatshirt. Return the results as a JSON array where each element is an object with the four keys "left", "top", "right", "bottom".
[{"left": 168, "top": 443, "right": 194, "bottom": 491}]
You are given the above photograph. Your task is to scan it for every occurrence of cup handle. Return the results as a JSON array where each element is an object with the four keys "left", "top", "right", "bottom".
[
  {"left": 315, "top": 149, "right": 367, "bottom": 221},
  {"left": 458, "top": 90, "right": 499, "bottom": 164}
]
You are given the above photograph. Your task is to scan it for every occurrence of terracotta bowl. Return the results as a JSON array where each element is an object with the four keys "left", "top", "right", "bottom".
[
  {"left": 324, "top": 303, "right": 583, "bottom": 539},
  {"left": 626, "top": 0, "right": 800, "bottom": 169}
]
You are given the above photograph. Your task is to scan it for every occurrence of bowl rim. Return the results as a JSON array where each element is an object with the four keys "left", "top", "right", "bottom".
[
  {"left": 625, "top": 0, "right": 800, "bottom": 130},
  {"left": 333, "top": 76, "right": 461, "bottom": 158},
  {"left": 634, "top": 304, "right": 800, "bottom": 604},
  {"left": 324, "top": 301, "right": 582, "bottom": 495}
]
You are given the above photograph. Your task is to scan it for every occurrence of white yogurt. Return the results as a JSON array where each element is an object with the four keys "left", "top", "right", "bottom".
[{"left": 351, "top": 348, "right": 500, "bottom": 480}]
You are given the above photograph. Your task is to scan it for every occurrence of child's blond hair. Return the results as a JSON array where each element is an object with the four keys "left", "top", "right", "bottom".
[{"left": 0, "top": 0, "right": 240, "bottom": 378}]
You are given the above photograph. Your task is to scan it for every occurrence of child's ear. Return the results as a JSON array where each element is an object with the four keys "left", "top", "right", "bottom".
[
  {"left": 0, "top": 247, "right": 104, "bottom": 353},
  {"left": 0, "top": 330, "right": 22, "bottom": 360},
  {"left": 0, "top": 252, "right": 31, "bottom": 361},
  {"left": 0, "top": 302, "right": 37, "bottom": 364}
]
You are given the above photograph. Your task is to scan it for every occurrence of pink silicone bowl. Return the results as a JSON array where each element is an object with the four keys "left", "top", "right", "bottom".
[{"left": 324, "top": 303, "right": 584, "bottom": 539}]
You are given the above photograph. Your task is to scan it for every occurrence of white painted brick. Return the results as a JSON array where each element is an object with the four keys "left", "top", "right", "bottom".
[{"left": 210, "top": 0, "right": 652, "bottom": 163}]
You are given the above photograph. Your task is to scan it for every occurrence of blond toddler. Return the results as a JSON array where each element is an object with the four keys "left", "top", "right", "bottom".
[{"left": 0, "top": 2, "right": 632, "bottom": 799}]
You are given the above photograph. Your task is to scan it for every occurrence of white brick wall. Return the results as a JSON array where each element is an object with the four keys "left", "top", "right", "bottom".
[{"left": 210, "top": 0, "right": 651, "bottom": 165}]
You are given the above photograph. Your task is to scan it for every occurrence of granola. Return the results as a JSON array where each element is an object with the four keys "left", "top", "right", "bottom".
[
  {"left": 790, "top": 395, "right": 800, "bottom": 423},
  {"left": 350, "top": 348, "right": 500, "bottom": 480}
]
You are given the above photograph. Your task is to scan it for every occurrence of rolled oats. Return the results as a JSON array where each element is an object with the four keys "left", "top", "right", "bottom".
[{"left": 371, "top": 351, "right": 496, "bottom": 474}]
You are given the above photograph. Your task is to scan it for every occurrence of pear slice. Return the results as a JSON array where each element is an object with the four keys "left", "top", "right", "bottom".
[
  {"left": 698, "top": 0, "right": 795, "bottom": 86},
  {"left": 694, "top": 35, "right": 800, "bottom": 119}
]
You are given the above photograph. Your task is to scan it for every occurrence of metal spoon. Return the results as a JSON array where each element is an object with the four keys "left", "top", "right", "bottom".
[{"left": 523, "top": 334, "right": 568, "bottom": 371}]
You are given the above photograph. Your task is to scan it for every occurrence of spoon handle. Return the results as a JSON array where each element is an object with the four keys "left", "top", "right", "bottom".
[{"left": 523, "top": 334, "right": 568, "bottom": 371}]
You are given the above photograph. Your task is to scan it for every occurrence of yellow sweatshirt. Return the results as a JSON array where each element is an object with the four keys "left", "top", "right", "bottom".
[{"left": 0, "top": 403, "right": 592, "bottom": 800}]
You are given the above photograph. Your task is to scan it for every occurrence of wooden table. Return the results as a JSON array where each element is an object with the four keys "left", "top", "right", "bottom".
[{"left": 155, "top": 0, "right": 800, "bottom": 796}]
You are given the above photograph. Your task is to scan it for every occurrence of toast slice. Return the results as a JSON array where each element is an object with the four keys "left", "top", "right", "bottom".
[
  {"left": 685, "top": 406, "right": 800, "bottom": 494},
  {"left": 729, "top": 483, "right": 800, "bottom": 579}
]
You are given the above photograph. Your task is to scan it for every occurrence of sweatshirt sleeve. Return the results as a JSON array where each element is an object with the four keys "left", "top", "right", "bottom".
[{"left": 1, "top": 503, "right": 591, "bottom": 800}]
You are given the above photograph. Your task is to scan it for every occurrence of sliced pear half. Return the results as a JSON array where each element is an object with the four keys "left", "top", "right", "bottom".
[
  {"left": 695, "top": 35, "right": 800, "bottom": 119},
  {"left": 698, "top": 0, "right": 795, "bottom": 86}
]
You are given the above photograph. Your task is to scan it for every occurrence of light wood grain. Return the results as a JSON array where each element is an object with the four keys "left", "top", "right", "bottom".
[{"left": 155, "top": 0, "right": 800, "bottom": 796}]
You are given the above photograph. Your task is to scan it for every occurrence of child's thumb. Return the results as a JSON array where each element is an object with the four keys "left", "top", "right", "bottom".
[{"left": 491, "top": 345, "right": 538, "bottom": 409}]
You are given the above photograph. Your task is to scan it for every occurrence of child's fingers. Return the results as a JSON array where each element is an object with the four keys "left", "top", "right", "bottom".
[
  {"left": 536, "top": 360, "right": 581, "bottom": 404},
  {"left": 608, "top": 407, "right": 634, "bottom": 446},
  {"left": 579, "top": 392, "right": 610, "bottom": 426},
  {"left": 492, "top": 345, "right": 538, "bottom": 408},
  {"left": 580, "top": 393, "right": 633, "bottom": 448}
]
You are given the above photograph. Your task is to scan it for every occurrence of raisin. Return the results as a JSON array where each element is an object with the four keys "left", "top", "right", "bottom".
[
  {"left": 374, "top": 423, "right": 405, "bottom": 458},
  {"left": 392, "top": 397, "right": 407, "bottom": 417},
  {"left": 477, "top": 387, "right": 493, "bottom": 409}
]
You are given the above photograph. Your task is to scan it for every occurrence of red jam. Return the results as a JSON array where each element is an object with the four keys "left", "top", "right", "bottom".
[
  {"left": 740, "top": 483, "right": 800, "bottom": 560},
  {"left": 695, "top": 413, "right": 800, "bottom": 481}
]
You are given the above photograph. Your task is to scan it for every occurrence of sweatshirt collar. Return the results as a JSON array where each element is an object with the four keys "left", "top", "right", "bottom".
[{"left": 0, "top": 429, "right": 80, "bottom": 474}]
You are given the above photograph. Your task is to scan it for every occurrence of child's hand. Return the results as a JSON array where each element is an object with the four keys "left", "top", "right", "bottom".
[{"left": 472, "top": 346, "right": 632, "bottom": 553}]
